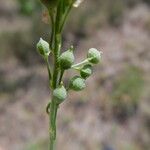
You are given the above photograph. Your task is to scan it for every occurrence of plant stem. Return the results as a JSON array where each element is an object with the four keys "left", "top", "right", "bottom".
[
  {"left": 48, "top": 2, "right": 74, "bottom": 150},
  {"left": 52, "top": 34, "right": 61, "bottom": 89},
  {"left": 59, "top": 69, "right": 64, "bottom": 84},
  {"left": 49, "top": 13, "right": 55, "bottom": 51},
  {"left": 45, "top": 57, "right": 52, "bottom": 87},
  {"left": 71, "top": 59, "right": 89, "bottom": 69},
  {"left": 59, "top": 2, "right": 74, "bottom": 33},
  {"left": 49, "top": 7, "right": 62, "bottom": 150},
  {"left": 49, "top": 98, "right": 58, "bottom": 150}
]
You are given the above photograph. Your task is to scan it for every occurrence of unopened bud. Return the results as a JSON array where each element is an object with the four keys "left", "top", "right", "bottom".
[
  {"left": 59, "top": 47, "right": 75, "bottom": 70},
  {"left": 69, "top": 76, "right": 86, "bottom": 91},
  {"left": 37, "top": 38, "right": 50, "bottom": 57},
  {"left": 87, "top": 48, "right": 102, "bottom": 64},
  {"left": 80, "top": 64, "right": 92, "bottom": 79},
  {"left": 53, "top": 85, "right": 67, "bottom": 104}
]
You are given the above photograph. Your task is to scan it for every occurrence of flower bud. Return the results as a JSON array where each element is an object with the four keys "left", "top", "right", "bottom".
[
  {"left": 59, "top": 47, "right": 75, "bottom": 70},
  {"left": 80, "top": 64, "right": 92, "bottom": 79},
  {"left": 37, "top": 38, "right": 50, "bottom": 57},
  {"left": 69, "top": 76, "right": 86, "bottom": 91},
  {"left": 53, "top": 85, "right": 67, "bottom": 104},
  {"left": 87, "top": 48, "right": 101, "bottom": 64}
]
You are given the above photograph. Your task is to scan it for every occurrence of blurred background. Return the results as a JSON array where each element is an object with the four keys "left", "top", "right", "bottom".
[{"left": 0, "top": 0, "right": 150, "bottom": 150}]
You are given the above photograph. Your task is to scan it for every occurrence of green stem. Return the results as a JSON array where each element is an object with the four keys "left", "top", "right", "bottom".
[
  {"left": 49, "top": 5, "right": 62, "bottom": 150},
  {"left": 52, "top": 34, "right": 61, "bottom": 89},
  {"left": 52, "top": 3, "right": 63, "bottom": 89},
  {"left": 49, "top": 98, "right": 58, "bottom": 150},
  {"left": 59, "top": 2, "right": 74, "bottom": 33},
  {"left": 59, "top": 69, "right": 64, "bottom": 84},
  {"left": 71, "top": 59, "right": 89, "bottom": 69},
  {"left": 49, "top": 13, "right": 55, "bottom": 51},
  {"left": 48, "top": 2, "right": 74, "bottom": 150},
  {"left": 45, "top": 57, "right": 52, "bottom": 87}
]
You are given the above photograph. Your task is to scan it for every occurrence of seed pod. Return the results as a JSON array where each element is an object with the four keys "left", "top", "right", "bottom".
[
  {"left": 37, "top": 38, "right": 50, "bottom": 57},
  {"left": 59, "top": 47, "right": 75, "bottom": 70},
  {"left": 87, "top": 48, "right": 101, "bottom": 64},
  {"left": 80, "top": 64, "right": 92, "bottom": 79},
  {"left": 53, "top": 85, "right": 67, "bottom": 104},
  {"left": 40, "top": 0, "right": 58, "bottom": 10},
  {"left": 69, "top": 76, "right": 86, "bottom": 91}
]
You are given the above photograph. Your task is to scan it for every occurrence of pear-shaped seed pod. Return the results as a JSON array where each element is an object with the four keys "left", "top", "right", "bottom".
[
  {"left": 69, "top": 76, "right": 86, "bottom": 91},
  {"left": 80, "top": 64, "right": 92, "bottom": 79},
  {"left": 53, "top": 85, "right": 67, "bottom": 104},
  {"left": 87, "top": 48, "right": 101, "bottom": 64},
  {"left": 37, "top": 38, "right": 50, "bottom": 57},
  {"left": 59, "top": 49, "right": 75, "bottom": 70}
]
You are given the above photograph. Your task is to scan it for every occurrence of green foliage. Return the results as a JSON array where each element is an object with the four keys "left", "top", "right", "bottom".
[
  {"left": 145, "top": 17, "right": 150, "bottom": 33},
  {"left": 111, "top": 67, "right": 144, "bottom": 119},
  {"left": 17, "top": 0, "right": 41, "bottom": 16},
  {"left": 0, "top": 32, "right": 40, "bottom": 66},
  {"left": 25, "top": 139, "right": 48, "bottom": 150},
  {"left": 107, "top": 0, "right": 125, "bottom": 26}
]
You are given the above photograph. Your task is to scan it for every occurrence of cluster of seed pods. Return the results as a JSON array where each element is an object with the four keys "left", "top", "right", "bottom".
[{"left": 37, "top": 38, "right": 102, "bottom": 104}]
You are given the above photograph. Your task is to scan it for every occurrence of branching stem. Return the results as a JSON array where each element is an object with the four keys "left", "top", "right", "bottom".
[
  {"left": 47, "top": 2, "right": 77, "bottom": 150},
  {"left": 71, "top": 59, "right": 89, "bottom": 69}
]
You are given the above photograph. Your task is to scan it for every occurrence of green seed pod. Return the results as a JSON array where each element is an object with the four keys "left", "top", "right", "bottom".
[
  {"left": 40, "top": 0, "right": 58, "bottom": 10},
  {"left": 59, "top": 47, "right": 75, "bottom": 70},
  {"left": 87, "top": 48, "right": 101, "bottom": 64},
  {"left": 53, "top": 85, "right": 67, "bottom": 104},
  {"left": 37, "top": 38, "right": 50, "bottom": 57},
  {"left": 69, "top": 76, "right": 86, "bottom": 91},
  {"left": 80, "top": 64, "right": 92, "bottom": 79}
]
